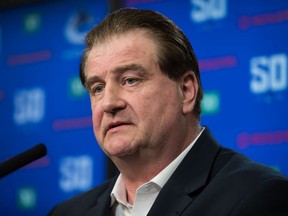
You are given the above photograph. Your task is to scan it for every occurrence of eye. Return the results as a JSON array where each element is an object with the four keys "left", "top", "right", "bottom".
[
  {"left": 91, "top": 84, "right": 104, "bottom": 94},
  {"left": 124, "top": 77, "right": 138, "bottom": 86}
]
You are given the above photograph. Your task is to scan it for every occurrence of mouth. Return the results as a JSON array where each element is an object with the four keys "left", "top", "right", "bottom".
[{"left": 105, "top": 121, "right": 130, "bottom": 134}]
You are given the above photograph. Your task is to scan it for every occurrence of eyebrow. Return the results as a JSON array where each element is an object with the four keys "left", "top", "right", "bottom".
[
  {"left": 112, "top": 63, "right": 146, "bottom": 75},
  {"left": 85, "top": 76, "right": 103, "bottom": 91},
  {"left": 85, "top": 63, "right": 146, "bottom": 90}
]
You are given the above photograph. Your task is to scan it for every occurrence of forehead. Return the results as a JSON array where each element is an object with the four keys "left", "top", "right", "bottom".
[
  {"left": 89, "top": 29, "right": 157, "bottom": 59},
  {"left": 86, "top": 30, "right": 158, "bottom": 77}
]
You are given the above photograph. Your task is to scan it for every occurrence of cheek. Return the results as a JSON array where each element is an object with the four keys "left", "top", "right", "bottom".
[
  {"left": 91, "top": 104, "right": 103, "bottom": 135},
  {"left": 135, "top": 89, "right": 177, "bottom": 122},
  {"left": 154, "top": 88, "right": 182, "bottom": 122}
]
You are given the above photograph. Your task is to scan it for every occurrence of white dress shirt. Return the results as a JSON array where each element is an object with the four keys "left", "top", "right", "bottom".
[{"left": 110, "top": 127, "right": 205, "bottom": 216}]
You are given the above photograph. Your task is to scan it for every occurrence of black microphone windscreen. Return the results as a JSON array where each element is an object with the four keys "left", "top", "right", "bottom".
[{"left": 0, "top": 143, "right": 47, "bottom": 178}]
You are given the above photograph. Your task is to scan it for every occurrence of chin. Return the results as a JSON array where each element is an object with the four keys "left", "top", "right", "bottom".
[
  {"left": 104, "top": 137, "right": 141, "bottom": 158},
  {"left": 107, "top": 146, "right": 138, "bottom": 159}
]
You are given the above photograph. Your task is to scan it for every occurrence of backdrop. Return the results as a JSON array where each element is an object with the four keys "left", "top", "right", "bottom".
[{"left": 0, "top": 0, "right": 287, "bottom": 215}]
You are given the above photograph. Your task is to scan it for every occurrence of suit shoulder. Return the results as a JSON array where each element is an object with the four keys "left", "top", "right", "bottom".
[
  {"left": 49, "top": 178, "right": 115, "bottom": 216},
  {"left": 212, "top": 147, "right": 288, "bottom": 183},
  {"left": 230, "top": 175, "right": 288, "bottom": 215},
  {"left": 70, "top": 178, "right": 112, "bottom": 201}
]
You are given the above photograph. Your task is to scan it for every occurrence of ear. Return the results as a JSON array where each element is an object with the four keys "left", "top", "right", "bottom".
[{"left": 181, "top": 71, "right": 198, "bottom": 114}]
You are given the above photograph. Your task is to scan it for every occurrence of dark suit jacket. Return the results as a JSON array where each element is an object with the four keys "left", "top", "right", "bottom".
[{"left": 49, "top": 128, "right": 288, "bottom": 216}]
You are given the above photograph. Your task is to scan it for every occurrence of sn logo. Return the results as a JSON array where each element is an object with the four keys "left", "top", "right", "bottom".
[
  {"left": 250, "top": 54, "right": 287, "bottom": 94},
  {"left": 190, "top": 0, "right": 227, "bottom": 23},
  {"left": 59, "top": 156, "right": 93, "bottom": 192},
  {"left": 13, "top": 88, "right": 45, "bottom": 125}
]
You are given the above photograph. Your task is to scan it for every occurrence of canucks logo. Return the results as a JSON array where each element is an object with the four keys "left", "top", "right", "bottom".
[{"left": 65, "top": 11, "right": 93, "bottom": 45}]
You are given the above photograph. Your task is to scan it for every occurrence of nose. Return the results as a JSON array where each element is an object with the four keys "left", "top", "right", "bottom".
[{"left": 102, "top": 84, "right": 126, "bottom": 114}]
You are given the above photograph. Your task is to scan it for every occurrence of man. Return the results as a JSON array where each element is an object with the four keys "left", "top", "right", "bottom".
[{"left": 50, "top": 8, "right": 288, "bottom": 216}]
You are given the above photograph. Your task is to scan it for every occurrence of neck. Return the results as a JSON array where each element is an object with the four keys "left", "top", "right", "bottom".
[
  {"left": 111, "top": 123, "right": 202, "bottom": 204},
  {"left": 113, "top": 155, "right": 170, "bottom": 204}
]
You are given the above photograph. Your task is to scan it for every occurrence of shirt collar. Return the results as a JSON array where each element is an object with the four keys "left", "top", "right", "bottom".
[
  {"left": 151, "top": 126, "right": 205, "bottom": 187},
  {"left": 110, "top": 173, "right": 132, "bottom": 207}
]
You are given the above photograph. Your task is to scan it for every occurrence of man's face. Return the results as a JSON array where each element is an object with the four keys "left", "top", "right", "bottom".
[{"left": 85, "top": 30, "right": 186, "bottom": 158}]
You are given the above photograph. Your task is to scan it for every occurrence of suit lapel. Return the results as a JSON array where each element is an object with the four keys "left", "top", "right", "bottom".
[
  {"left": 83, "top": 177, "right": 117, "bottom": 216},
  {"left": 147, "top": 128, "right": 221, "bottom": 216}
]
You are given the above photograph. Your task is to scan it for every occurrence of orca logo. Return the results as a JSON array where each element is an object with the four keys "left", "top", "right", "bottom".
[
  {"left": 65, "top": 11, "right": 93, "bottom": 45},
  {"left": 201, "top": 91, "right": 220, "bottom": 115},
  {"left": 24, "top": 12, "right": 41, "bottom": 34},
  {"left": 250, "top": 53, "right": 287, "bottom": 94},
  {"left": 68, "top": 76, "right": 87, "bottom": 99},
  {"left": 17, "top": 187, "right": 36, "bottom": 210},
  {"left": 190, "top": 0, "right": 227, "bottom": 23}
]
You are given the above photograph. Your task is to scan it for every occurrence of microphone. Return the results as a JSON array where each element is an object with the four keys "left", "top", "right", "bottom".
[{"left": 0, "top": 143, "right": 47, "bottom": 179}]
